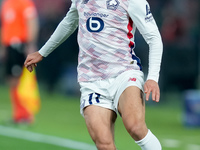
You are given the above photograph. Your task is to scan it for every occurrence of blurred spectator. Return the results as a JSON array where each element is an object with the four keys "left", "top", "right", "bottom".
[
  {"left": 34, "top": 0, "right": 71, "bottom": 20},
  {"left": 160, "top": 0, "right": 200, "bottom": 91},
  {"left": 0, "top": 0, "right": 39, "bottom": 124}
]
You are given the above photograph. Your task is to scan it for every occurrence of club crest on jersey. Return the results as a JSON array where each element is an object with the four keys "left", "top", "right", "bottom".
[
  {"left": 145, "top": 4, "right": 153, "bottom": 22},
  {"left": 106, "top": 0, "right": 120, "bottom": 11}
]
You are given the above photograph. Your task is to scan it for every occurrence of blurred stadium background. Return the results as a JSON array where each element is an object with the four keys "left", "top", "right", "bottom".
[{"left": 0, "top": 0, "right": 200, "bottom": 149}]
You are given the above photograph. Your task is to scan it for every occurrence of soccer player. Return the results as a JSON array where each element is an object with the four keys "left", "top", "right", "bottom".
[
  {"left": 24, "top": 0, "right": 163, "bottom": 149},
  {"left": 0, "top": 0, "right": 39, "bottom": 123}
]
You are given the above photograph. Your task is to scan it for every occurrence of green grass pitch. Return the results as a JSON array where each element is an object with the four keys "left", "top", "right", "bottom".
[{"left": 0, "top": 84, "right": 200, "bottom": 150}]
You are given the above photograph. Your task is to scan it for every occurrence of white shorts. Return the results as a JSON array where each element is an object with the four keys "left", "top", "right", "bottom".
[{"left": 79, "top": 70, "right": 144, "bottom": 116}]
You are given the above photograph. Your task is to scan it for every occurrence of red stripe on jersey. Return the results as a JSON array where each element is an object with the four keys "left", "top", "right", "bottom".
[
  {"left": 129, "top": 41, "right": 134, "bottom": 48},
  {"left": 127, "top": 17, "right": 133, "bottom": 39},
  {"left": 127, "top": 17, "right": 134, "bottom": 48}
]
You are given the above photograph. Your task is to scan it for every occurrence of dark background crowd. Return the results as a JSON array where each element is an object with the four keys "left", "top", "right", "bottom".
[{"left": 0, "top": 0, "right": 200, "bottom": 96}]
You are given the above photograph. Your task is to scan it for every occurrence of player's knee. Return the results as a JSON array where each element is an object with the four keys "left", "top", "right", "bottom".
[
  {"left": 93, "top": 135, "right": 115, "bottom": 150},
  {"left": 128, "top": 123, "right": 143, "bottom": 135},
  {"left": 96, "top": 140, "right": 116, "bottom": 150},
  {"left": 124, "top": 119, "right": 146, "bottom": 139}
]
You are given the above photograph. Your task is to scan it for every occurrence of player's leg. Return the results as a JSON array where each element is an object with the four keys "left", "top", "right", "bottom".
[
  {"left": 83, "top": 105, "right": 117, "bottom": 150},
  {"left": 118, "top": 86, "right": 147, "bottom": 140},
  {"left": 118, "top": 86, "right": 161, "bottom": 150}
]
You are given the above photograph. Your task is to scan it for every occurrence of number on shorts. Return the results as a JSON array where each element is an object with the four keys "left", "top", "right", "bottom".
[{"left": 88, "top": 93, "right": 101, "bottom": 104}]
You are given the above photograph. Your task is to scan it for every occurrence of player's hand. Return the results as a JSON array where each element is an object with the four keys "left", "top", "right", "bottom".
[
  {"left": 24, "top": 51, "right": 43, "bottom": 72},
  {"left": 144, "top": 79, "right": 160, "bottom": 102}
]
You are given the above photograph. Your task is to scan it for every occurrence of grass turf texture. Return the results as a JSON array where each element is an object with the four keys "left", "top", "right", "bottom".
[{"left": 0, "top": 84, "right": 200, "bottom": 150}]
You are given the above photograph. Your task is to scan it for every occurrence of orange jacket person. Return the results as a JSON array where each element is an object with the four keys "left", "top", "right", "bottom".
[{"left": 1, "top": 0, "right": 39, "bottom": 124}]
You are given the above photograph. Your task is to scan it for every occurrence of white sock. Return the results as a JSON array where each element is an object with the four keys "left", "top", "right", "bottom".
[{"left": 135, "top": 129, "right": 162, "bottom": 150}]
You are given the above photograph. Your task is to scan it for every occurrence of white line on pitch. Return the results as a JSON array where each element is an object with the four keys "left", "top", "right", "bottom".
[
  {"left": 162, "top": 138, "right": 200, "bottom": 150},
  {"left": 162, "top": 139, "right": 181, "bottom": 148},
  {"left": 0, "top": 125, "right": 97, "bottom": 150},
  {"left": 187, "top": 144, "right": 200, "bottom": 150}
]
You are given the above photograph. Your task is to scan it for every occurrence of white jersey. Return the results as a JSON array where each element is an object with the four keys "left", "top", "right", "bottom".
[{"left": 39, "top": 0, "right": 163, "bottom": 82}]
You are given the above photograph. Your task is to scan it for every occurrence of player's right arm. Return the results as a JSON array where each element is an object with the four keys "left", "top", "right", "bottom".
[{"left": 24, "top": 0, "right": 79, "bottom": 72}]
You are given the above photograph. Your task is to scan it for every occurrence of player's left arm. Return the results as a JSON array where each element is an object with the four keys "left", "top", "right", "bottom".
[
  {"left": 143, "top": 30, "right": 163, "bottom": 102},
  {"left": 128, "top": 0, "right": 163, "bottom": 102}
]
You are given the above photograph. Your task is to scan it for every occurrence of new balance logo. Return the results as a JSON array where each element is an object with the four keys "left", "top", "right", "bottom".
[{"left": 128, "top": 78, "right": 136, "bottom": 82}]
